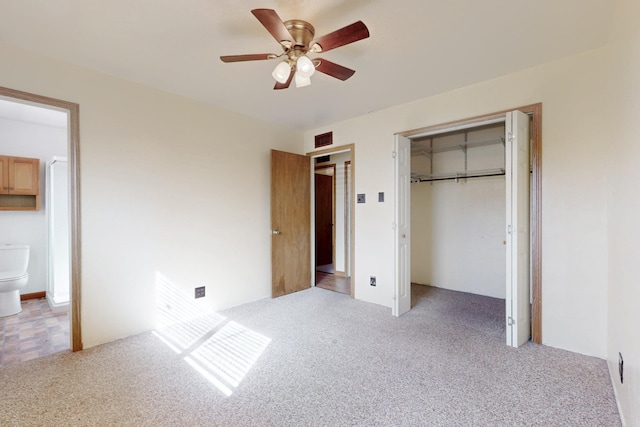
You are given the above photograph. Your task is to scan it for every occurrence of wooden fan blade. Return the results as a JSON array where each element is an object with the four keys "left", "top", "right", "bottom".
[
  {"left": 312, "top": 21, "right": 369, "bottom": 53},
  {"left": 251, "top": 9, "right": 293, "bottom": 45},
  {"left": 220, "top": 54, "right": 277, "bottom": 63},
  {"left": 274, "top": 69, "right": 294, "bottom": 90},
  {"left": 315, "top": 59, "right": 356, "bottom": 81}
]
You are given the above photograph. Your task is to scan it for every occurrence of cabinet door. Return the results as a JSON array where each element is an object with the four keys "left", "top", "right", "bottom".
[
  {"left": 9, "top": 157, "right": 39, "bottom": 195},
  {"left": 0, "top": 156, "right": 7, "bottom": 194}
]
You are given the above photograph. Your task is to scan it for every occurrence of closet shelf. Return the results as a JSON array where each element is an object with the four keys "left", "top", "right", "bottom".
[
  {"left": 413, "top": 136, "right": 505, "bottom": 158},
  {"left": 411, "top": 168, "right": 505, "bottom": 183}
]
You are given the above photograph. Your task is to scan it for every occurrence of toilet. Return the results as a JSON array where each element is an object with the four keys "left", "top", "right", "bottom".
[{"left": 0, "top": 244, "right": 30, "bottom": 317}]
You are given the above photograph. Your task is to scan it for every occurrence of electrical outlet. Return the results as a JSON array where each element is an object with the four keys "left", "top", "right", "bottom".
[
  {"left": 370, "top": 276, "right": 376, "bottom": 286},
  {"left": 619, "top": 352, "right": 624, "bottom": 384},
  {"left": 195, "top": 286, "right": 205, "bottom": 299}
]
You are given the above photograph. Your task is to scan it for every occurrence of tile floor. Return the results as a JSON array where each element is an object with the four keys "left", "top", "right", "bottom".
[{"left": 0, "top": 298, "right": 69, "bottom": 367}]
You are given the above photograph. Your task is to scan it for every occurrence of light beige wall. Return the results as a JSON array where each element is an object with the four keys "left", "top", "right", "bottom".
[
  {"left": 305, "top": 47, "right": 610, "bottom": 358},
  {"left": 412, "top": 178, "right": 506, "bottom": 299},
  {"left": 410, "top": 171, "right": 433, "bottom": 287},
  {"left": 607, "top": 0, "right": 640, "bottom": 424},
  {"left": 0, "top": 42, "right": 302, "bottom": 348}
]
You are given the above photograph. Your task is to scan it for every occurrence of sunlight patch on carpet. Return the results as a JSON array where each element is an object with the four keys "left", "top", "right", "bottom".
[
  {"left": 154, "top": 272, "right": 270, "bottom": 396},
  {"left": 186, "top": 322, "right": 271, "bottom": 396}
]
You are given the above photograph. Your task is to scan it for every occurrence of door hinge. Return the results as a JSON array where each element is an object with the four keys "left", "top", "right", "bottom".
[
  {"left": 392, "top": 222, "right": 397, "bottom": 230},
  {"left": 508, "top": 132, "right": 514, "bottom": 143},
  {"left": 507, "top": 316, "right": 515, "bottom": 326},
  {"left": 507, "top": 225, "right": 513, "bottom": 234},
  {"left": 392, "top": 150, "right": 397, "bottom": 158}
]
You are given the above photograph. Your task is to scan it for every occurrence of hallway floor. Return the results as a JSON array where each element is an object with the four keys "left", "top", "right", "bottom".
[
  {"left": 316, "top": 271, "right": 350, "bottom": 295},
  {"left": 0, "top": 298, "right": 69, "bottom": 367}
]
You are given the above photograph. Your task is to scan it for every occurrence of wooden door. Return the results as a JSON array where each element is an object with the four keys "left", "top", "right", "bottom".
[
  {"left": 315, "top": 173, "right": 333, "bottom": 267},
  {"left": 271, "top": 150, "right": 311, "bottom": 298}
]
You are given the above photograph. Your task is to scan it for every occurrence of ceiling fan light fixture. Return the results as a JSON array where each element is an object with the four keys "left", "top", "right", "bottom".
[
  {"left": 221, "top": 9, "right": 370, "bottom": 90},
  {"left": 272, "top": 61, "right": 291, "bottom": 83},
  {"left": 296, "top": 55, "right": 316, "bottom": 78},
  {"left": 294, "top": 72, "right": 311, "bottom": 88}
]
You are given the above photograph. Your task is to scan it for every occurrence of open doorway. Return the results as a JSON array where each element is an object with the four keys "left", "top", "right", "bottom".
[
  {"left": 309, "top": 147, "right": 353, "bottom": 297},
  {"left": 0, "top": 86, "right": 82, "bottom": 356}
]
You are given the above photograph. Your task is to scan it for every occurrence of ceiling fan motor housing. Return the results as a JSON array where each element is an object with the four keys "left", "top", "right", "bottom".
[{"left": 284, "top": 20, "right": 315, "bottom": 50}]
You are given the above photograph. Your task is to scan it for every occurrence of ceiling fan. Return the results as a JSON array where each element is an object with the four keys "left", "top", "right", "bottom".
[{"left": 220, "top": 9, "right": 370, "bottom": 90}]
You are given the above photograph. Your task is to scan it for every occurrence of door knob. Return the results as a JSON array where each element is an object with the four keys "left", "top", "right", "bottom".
[{"left": 272, "top": 230, "right": 281, "bottom": 235}]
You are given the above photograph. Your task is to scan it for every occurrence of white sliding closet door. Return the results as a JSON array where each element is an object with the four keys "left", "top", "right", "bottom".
[
  {"left": 393, "top": 135, "right": 411, "bottom": 316},
  {"left": 505, "top": 110, "right": 531, "bottom": 347}
]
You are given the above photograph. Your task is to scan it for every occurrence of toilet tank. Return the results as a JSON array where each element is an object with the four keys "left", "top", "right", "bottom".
[{"left": 0, "top": 244, "right": 30, "bottom": 274}]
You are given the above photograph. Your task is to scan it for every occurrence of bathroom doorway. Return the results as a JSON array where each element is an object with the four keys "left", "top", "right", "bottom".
[{"left": 0, "top": 86, "right": 82, "bottom": 358}]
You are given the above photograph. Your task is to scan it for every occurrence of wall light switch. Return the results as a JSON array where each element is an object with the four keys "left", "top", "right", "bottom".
[
  {"left": 378, "top": 192, "right": 384, "bottom": 202},
  {"left": 357, "top": 194, "right": 366, "bottom": 203}
]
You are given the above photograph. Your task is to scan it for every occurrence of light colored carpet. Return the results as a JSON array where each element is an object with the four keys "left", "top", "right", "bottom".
[{"left": 0, "top": 285, "right": 621, "bottom": 426}]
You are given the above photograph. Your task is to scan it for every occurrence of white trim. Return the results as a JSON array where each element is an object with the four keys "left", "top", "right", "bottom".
[{"left": 402, "top": 117, "right": 506, "bottom": 139}]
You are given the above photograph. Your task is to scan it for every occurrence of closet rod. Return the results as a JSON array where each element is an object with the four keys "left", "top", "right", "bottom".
[{"left": 413, "top": 171, "right": 505, "bottom": 183}]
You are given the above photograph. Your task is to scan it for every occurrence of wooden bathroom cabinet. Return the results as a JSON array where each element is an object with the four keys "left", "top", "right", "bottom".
[{"left": 0, "top": 155, "right": 40, "bottom": 210}]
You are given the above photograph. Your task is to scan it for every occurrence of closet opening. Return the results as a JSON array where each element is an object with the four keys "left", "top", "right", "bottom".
[
  {"left": 410, "top": 121, "right": 507, "bottom": 301},
  {"left": 394, "top": 104, "right": 542, "bottom": 346}
]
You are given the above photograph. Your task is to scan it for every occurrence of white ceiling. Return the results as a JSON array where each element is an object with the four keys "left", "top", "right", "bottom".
[
  {"left": 0, "top": 98, "right": 68, "bottom": 128},
  {"left": 0, "top": 0, "right": 615, "bottom": 131}
]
